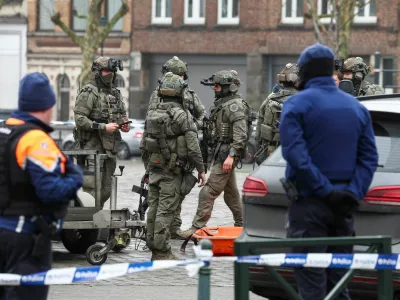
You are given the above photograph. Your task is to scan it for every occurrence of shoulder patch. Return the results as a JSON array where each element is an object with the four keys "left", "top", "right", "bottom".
[{"left": 230, "top": 103, "right": 239, "bottom": 112}]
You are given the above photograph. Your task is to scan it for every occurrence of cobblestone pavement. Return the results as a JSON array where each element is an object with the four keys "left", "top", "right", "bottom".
[{"left": 49, "top": 158, "right": 265, "bottom": 299}]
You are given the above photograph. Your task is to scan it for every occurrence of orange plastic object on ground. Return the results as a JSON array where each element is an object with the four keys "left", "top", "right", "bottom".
[{"left": 192, "top": 226, "right": 243, "bottom": 256}]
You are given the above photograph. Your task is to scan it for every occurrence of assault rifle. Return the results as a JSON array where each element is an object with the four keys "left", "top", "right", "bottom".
[
  {"left": 131, "top": 173, "right": 149, "bottom": 221},
  {"left": 199, "top": 117, "right": 209, "bottom": 174}
]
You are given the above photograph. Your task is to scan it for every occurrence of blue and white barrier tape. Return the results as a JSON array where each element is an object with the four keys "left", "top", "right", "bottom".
[
  {"left": 0, "top": 259, "right": 202, "bottom": 286},
  {"left": 1, "top": 250, "right": 399, "bottom": 286}
]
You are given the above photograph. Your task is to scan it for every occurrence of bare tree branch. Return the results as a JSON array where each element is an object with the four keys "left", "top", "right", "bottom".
[
  {"left": 51, "top": 12, "right": 83, "bottom": 47},
  {"left": 99, "top": 0, "right": 129, "bottom": 44},
  {"left": 306, "top": 0, "right": 325, "bottom": 44}
]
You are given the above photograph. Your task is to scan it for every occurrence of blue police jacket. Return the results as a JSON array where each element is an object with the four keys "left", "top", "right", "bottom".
[{"left": 279, "top": 76, "right": 378, "bottom": 200}]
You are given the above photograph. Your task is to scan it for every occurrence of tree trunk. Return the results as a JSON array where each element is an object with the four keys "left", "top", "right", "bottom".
[
  {"left": 338, "top": 0, "right": 356, "bottom": 58},
  {"left": 51, "top": 0, "right": 129, "bottom": 87},
  {"left": 79, "top": 0, "right": 102, "bottom": 86}
]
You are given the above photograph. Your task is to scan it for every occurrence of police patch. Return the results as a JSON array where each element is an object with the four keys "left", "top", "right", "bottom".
[{"left": 230, "top": 104, "right": 239, "bottom": 112}]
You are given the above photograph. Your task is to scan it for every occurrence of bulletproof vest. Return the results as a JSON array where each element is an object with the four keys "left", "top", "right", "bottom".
[
  {"left": 144, "top": 103, "right": 187, "bottom": 161},
  {"left": 77, "top": 84, "right": 126, "bottom": 124},
  {"left": 260, "top": 87, "right": 297, "bottom": 152},
  {"left": 209, "top": 94, "right": 254, "bottom": 144},
  {"left": 0, "top": 122, "right": 67, "bottom": 217}
]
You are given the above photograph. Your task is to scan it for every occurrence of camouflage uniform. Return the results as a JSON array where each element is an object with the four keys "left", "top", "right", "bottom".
[
  {"left": 254, "top": 63, "right": 299, "bottom": 165},
  {"left": 145, "top": 56, "right": 206, "bottom": 238},
  {"left": 73, "top": 57, "right": 129, "bottom": 206},
  {"left": 340, "top": 57, "right": 385, "bottom": 96},
  {"left": 141, "top": 73, "right": 204, "bottom": 260},
  {"left": 178, "top": 70, "right": 252, "bottom": 239}
]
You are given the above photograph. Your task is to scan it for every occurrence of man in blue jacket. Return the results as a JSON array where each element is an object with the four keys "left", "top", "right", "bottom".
[
  {"left": 0, "top": 73, "right": 83, "bottom": 300},
  {"left": 279, "top": 43, "right": 378, "bottom": 300}
]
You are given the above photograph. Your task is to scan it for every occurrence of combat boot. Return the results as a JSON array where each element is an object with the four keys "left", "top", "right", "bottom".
[
  {"left": 170, "top": 231, "right": 185, "bottom": 240},
  {"left": 152, "top": 251, "right": 179, "bottom": 261},
  {"left": 177, "top": 226, "right": 197, "bottom": 239}
]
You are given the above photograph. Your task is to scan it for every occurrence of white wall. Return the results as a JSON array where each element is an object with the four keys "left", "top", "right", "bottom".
[{"left": 0, "top": 23, "right": 27, "bottom": 110}]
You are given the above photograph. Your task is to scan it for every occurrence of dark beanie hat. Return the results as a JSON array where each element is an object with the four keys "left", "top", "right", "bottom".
[
  {"left": 18, "top": 72, "right": 56, "bottom": 112},
  {"left": 297, "top": 43, "right": 334, "bottom": 83}
]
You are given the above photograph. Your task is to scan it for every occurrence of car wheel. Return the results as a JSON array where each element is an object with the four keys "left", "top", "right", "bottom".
[
  {"left": 242, "top": 143, "right": 256, "bottom": 164},
  {"left": 63, "top": 141, "right": 74, "bottom": 150},
  {"left": 117, "top": 142, "right": 130, "bottom": 160}
]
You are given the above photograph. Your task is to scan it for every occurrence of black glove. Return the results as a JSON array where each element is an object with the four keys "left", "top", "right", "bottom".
[{"left": 325, "top": 190, "right": 360, "bottom": 216}]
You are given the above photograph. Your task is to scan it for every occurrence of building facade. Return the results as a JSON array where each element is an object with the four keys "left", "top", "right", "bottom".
[
  {"left": 130, "top": 0, "right": 397, "bottom": 118},
  {"left": 0, "top": 0, "right": 27, "bottom": 119},
  {"left": 27, "top": 0, "right": 132, "bottom": 121}
]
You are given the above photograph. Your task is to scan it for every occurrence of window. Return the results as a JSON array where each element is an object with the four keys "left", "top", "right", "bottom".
[
  {"left": 39, "top": 0, "right": 55, "bottom": 30},
  {"left": 152, "top": 0, "right": 172, "bottom": 24},
  {"left": 317, "top": 0, "right": 334, "bottom": 24},
  {"left": 354, "top": 0, "right": 377, "bottom": 23},
  {"left": 184, "top": 0, "right": 205, "bottom": 24},
  {"left": 218, "top": 0, "right": 239, "bottom": 25},
  {"left": 72, "top": 0, "right": 88, "bottom": 31},
  {"left": 108, "top": 0, "right": 123, "bottom": 31},
  {"left": 380, "top": 57, "right": 394, "bottom": 91},
  {"left": 282, "top": 0, "right": 303, "bottom": 24}
]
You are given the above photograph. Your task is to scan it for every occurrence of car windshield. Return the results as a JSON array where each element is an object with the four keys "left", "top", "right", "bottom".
[{"left": 265, "top": 111, "right": 400, "bottom": 172}]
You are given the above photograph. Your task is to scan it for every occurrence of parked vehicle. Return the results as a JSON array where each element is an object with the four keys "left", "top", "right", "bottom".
[
  {"left": 241, "top": 94, "right": 400, "bottom": 300},
  {"left": 61, "top": 119, "right": 145, "bottom": 160}
]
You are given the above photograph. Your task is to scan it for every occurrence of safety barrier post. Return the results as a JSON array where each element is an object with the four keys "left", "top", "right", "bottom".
[
  {"left": 234, "top": 242, "right": 250, "bottom": 300},
  {"left": 377, "top": 236, "right": 393, "bottom": 300},
  {"left": 197, "top": 239, "right": 212, "bottom": 300}
]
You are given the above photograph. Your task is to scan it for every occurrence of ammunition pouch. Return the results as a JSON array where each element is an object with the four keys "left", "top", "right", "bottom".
[
  {"left": 168, "top": 153, "right": 178, "bottom": 172},
  {"left": 180, "top": 172, "right": 197, "bottom": 197},
  {"left": 148, "top": 153, "right": 166, "bottom": 170},
  {"left": 176, "top": 136, "right": 188, "bottom": 161},
  {"left": 99, "top": 131, "right": 121, "bottom": 153},
  {"left": 260, "top": 124, "right": 273, "bottom": 141},
  {"left": 73, "top": 128, "right": 92, "bottom": 146},
  {"left": 144, "top": 137, "right": 161, "bottom": 153}
]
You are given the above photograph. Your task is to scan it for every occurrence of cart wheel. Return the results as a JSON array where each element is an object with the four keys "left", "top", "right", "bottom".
[{"left": 86, "top": 244, "right": 107, "bottom": 265}]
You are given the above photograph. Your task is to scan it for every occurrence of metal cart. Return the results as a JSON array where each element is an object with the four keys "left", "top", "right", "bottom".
[{"left": 61, "top": 149, "right": 147, "bottom": 265}]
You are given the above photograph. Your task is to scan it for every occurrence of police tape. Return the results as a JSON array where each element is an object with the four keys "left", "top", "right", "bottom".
[
  {"left": 0, "top": 259, "right": 203, "bottom": 286},
  {"left": 1, "top": 251, "right": 400, "bottom": 286}
]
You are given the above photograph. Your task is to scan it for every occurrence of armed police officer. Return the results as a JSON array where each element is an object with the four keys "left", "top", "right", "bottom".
[
  {"left": 254, "top": 63, "right": 299, "bottom": 165},
  {"left": 178, "top": 70, "right": 254, "bottom": 239},
  {"left": 144, "top": 56, "right": 206, "bottom": 239},
  {"left": 340, "top": 57, "right": 384, "bottom": 96},
  {"left": 73, "top": 57, "right": 130, "bottom": 207},
  {"left": 280, "top": 43, "right": 378, "bottom": 299},
  {"left": 0, "top": 73, "right": 83, "bottom": 300},
  {"left": 141, "top": 72, "right": 206, "bottom": 260}
]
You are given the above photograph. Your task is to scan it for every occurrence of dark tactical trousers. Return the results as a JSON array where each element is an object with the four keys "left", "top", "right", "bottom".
[
  {"left": 0, "top": 229, "right": 52, "bottom": 300},
  {"left": 192, "top": 162, "right": 243, "bottom": 229},
  {"left": 287, "top": 197, "right": 354, "bottom": 300},
  {"left": 146, "top": 171, "right": 183, "bottom": 253}
]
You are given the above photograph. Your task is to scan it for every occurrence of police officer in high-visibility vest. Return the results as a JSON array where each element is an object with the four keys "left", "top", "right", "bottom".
[
  {"left": 0, "top": 73, "right": 83, "bottom": 300},
  {"left": 280, "top": 44, "right": 378, "bottom": 299}
]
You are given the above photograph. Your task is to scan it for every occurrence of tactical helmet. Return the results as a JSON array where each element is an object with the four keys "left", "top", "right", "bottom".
[
  {"left": 277, "top": 63, "right": 299, "bottom": 85},
  {"left": 158, "top": 72, "right": 188, "bottom": 97},
  {"left": 161, "top": 56, "right": 188, "bottom": 80},
  {"left": 91, "top": 57, "right": 123, "bottom": 72},
  {"left": 213, "top": 70, "right": 241, "bottom": 92},
  {"left": 341, "top": 57, "right": 370, "bottom": 79}
]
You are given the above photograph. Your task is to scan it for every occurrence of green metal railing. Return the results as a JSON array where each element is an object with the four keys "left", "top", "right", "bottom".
[{"left": 234, "top": 235, "right": 393, "bottom": 300}]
